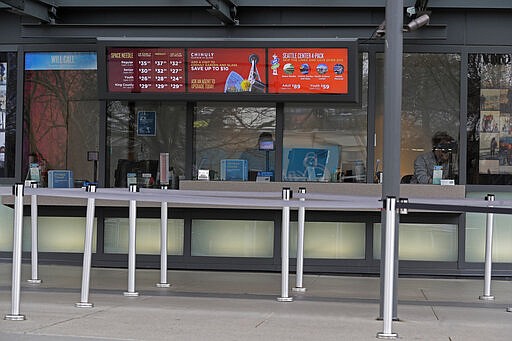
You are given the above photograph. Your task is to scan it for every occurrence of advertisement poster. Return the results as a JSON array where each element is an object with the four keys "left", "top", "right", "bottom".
[
  {"left": 108, "top": 48, "right": 185, "bottom": 93},
  {"left": 267, "top": 48, "right": 348, "bottom": 94},
  {"left": 187, "top": 48, "right": 266, "bottom": 93},
  {"left": 137, "top": 111, "right": 156, "bottom": 136},
  {"left": 479, "top": 88, "right": 512, "bottom": 174}
]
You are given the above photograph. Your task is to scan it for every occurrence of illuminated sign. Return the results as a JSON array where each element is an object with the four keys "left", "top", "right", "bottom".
[
  {"left": 188, "top": 48, "right": 266, "bottom": 93},
  {"left": 107, "top": 48, "right": 185, "bottom": 93},
  {"left": 267, "top": 48, "right": 348, "bottom": 94}
]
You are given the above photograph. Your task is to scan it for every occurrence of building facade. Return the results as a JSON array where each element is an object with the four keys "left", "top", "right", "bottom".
[{"left": 1, "top": 1, "right": 512, "bottom": 276}]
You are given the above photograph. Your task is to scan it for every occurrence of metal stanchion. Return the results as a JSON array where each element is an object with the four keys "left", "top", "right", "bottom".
[
  {"left": 156, "top": 185, "right": 171, "bottom": 288},
  {"left": 27, "top": 182, "right": 42, "bottom": 284},
  {"left": 480, "top": 194, "right": 495, "bottom": 301},
  {"left": 277, "top": 187, "right": 293, "bottom": 302},
  {"left": 4, "top": 183, "right": 26, "bottom": 321},
  {"left": 76, "top": 184, "right": 97, "bottom": 308},
  {"left": 124, "top": 184, "right": 139, "bottom": 297},
  {"left": 293, "top": 187, "right": 306, "bottom": 293},
  {"left": 377, "top": 196, "right": 398, "bottom": 339}
]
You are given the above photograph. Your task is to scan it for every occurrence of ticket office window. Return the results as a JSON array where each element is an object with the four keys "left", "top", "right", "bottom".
[
  {"left": 23, "top": 52, "right": 99, "bottom": 187},
  {"left": 282, "top": 53, "right": 368, "bottom": 183},
  {"left": 467, "top": 53, "right": 512, "bottom": 185},
  {"left": 193, "top": 102, "right": 276, "bottom": 181},
  {"left": 107, "top": 101, "right": 187, "bottom": 188},
  {"left": 374, "top": 53, "right": 461, "bottom": 184},
  {"left": 0, "top": 52, "right": 16, "bottom": 179}
]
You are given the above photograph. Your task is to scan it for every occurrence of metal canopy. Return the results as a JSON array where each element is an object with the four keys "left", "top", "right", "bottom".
[{"left": 0, "top": 0, "right": 57, "bottom": 23}]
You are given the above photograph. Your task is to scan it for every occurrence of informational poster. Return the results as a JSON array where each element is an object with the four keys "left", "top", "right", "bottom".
[
  {"left": 137, "top": 111, "right": 156, "bottom": 136},
  {"left": 187, "top": 48, "right": 266, "bottom": 93},
  {"left": 108, "top": 48, "right": 185, "bottom": 93},
  {"left": 267, "top": 48, "right": 348, "bottom": 94},
  {"left": 479, "top": 88, "right": 512, "bottom": 174}
]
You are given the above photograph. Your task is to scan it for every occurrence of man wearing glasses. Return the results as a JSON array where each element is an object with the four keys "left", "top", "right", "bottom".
[{"left": 410, "top": 131, "right": 456, "bottom": 184}]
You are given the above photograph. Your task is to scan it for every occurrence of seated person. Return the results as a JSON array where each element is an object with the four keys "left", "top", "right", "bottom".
[{"left": 410, "top": 131, "right": 455, "bottom": 184}]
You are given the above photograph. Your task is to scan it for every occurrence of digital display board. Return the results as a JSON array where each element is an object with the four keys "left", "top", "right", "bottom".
[
  {"left": 106, "top": 45, "right": 355, "bottom": 98},
  {"left": 187, "top": 48, "right": 266, "bottom": 93},
  {"left": 107, "top": 48, "right": 185, "bottom": 93},
  {"left": 267, "top": 48, "right": 348, "bottom": 94}
]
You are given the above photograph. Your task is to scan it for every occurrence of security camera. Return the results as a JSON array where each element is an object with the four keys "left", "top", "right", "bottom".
[{"left": 406, "top": 14, "right": 430, "bottom": 31}]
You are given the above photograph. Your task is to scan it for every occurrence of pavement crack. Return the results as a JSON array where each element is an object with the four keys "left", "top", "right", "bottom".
[
  {"left": 254, "top": 312, "right": 273, "bottom": 328},
  {"left": 420, "top": 288, "right": 440, "bottom": 321}
]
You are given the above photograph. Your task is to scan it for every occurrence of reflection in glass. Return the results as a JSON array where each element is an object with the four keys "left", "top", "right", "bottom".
[
  {"left": 194, "top": 103, "right": 276, "bottom": 181},
  {"left": 0, "top": 52, "right": 16, "bottom": 178},
  {"left": 23, "top": 67, "right": 98, "bottom": 186},
  {"left": 107, "top": 101, "right": 186, "bottom": 187},
  {"left": 375, "top": 53, "right": 460, "bottom": 183},
  {"left": 283, "top": 54, "right": 368, "bottom": 183}
]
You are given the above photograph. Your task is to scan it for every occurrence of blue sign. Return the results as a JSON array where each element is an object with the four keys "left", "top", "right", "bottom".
[
  {"left": 25, "top": 52, "right": 97, "bottom": 70},
  {"left": 137, "top": 111, "right": 156, "bottom": 136}
]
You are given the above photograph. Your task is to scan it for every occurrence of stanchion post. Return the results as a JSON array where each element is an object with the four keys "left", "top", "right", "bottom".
[
  {"left": 156, "top": 185, "right": 171, "bottom": 288},
  {"left": 4, "top": 183, "right": 26, "bottom": 321},
  {"left": 277, "top": 187, "right": 293, "bottom": 302},
  {"left": 480, "top": 194, "right": 495, "bottom": 301},
  {"left": 293, "top": 187, "right": 306, "bottom": 293},
  {"left": 27, "top": 182, "right": 41, "bottom": 284},
  {"left": 124, "top": 184, "right": 139, "bottom": 297},
  {"left": 76, "top": 184, "right": 97, "bottom": 308},
  {"left": 377, "top": 196, "right": 398, "bottom": 339}
]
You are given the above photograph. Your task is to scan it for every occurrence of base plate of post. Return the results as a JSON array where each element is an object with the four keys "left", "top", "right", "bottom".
[
  {"left": 123, "top": 292, "right": 139, "bottom": 297},
  {"left": 4, "top": 314, "right": 26, "bottom": 321},
  {"left": 376, "top": 332, "right": 398, "bottom": 339},
  {"left": 292, "top": 287, "right": 306, "bottom": 293},
  {"left": 27, "top": 279, "right": 42, "bottom": 284},
  {"left": 156, "top": 283, "right": 171, "bottom": 288},
  {"left": 276, "top": 297, "right": 293, "bottom": 302},
  {"left": 479, "top": 295, "right": 495, "bottom": 301},
  {"left": 75, "top": 302, "right": 94, "bottom": 308}
]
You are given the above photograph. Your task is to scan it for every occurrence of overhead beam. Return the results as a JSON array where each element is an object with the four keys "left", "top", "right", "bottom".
[
  {"left": 0, "top": 0, "right": 57, "bottom": 24},
  {"left": 205, "top": 0, "right": 238, "bottom": 25}
]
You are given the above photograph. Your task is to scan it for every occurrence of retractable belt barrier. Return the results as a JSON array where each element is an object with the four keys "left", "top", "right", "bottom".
[{"left": 3, "top": 185, "right": 512, "bottom": 336}]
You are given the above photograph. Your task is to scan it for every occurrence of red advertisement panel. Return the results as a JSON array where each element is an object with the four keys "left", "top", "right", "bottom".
[
  {"left": 267, "top": 48, "right": 348, "bottom": 94},
  {"left": 107, "top": 48, "right": 185, "bottom": 93},
  {"left": 187, "top": 48, "right": 266, "bottom": 93}
]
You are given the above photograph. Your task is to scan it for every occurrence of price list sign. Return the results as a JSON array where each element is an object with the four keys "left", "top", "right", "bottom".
[
  {"left": 267, "top": 48, "right": 349, "bottom": 94},
  {"left": 107, "top": 48, "right": 185, "bottom": 93}
]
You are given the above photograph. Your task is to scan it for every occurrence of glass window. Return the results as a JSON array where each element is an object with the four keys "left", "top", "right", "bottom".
[
  {"left": 467, "top": 54, "right": 512, "bottom": 184},
  {"left": 289, "top": 221, "right": 365, "bottom": 259},
  {"left": 375, "top": 53, "right": 460, "bottom": 184},
  {"left": 283, "top": 53, "right": 368, "bottom": 183},
  {"left": 0, "top": 52, "right": 17, "bottom": 178},
  {"left": 23, "top": 52, "right": 98, "bottom": 186},
  {"left": 104, "top": 218, "right": 184, "bottom": 255},
  {"left": 107, "top": 101, "right": 186, "bottom": 188},
  {"left": 191, "top": 219, "right": 274, "bottom": 257},
  {"left": 465, "top": 192, "right": 512, "bottom": 262},
  {"left": 373, "top": 223, "right": 458, "bottom": 261},
  {"left": 194, "top": 103, "right": 276, "bottom": 181}
]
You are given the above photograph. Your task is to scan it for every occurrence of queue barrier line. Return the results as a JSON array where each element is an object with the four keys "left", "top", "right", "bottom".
[{"left": 3, "top": 185, "right": 512, "bottom": 337}]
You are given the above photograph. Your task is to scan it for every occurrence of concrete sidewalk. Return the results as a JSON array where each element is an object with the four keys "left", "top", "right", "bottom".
[{"left": 1, "top": 263, "right": 512, "bottom": 340}]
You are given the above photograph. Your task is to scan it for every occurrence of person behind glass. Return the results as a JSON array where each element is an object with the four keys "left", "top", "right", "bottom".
[{"left": 410, "top": 131, "right": 455, "bottom": 184}]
